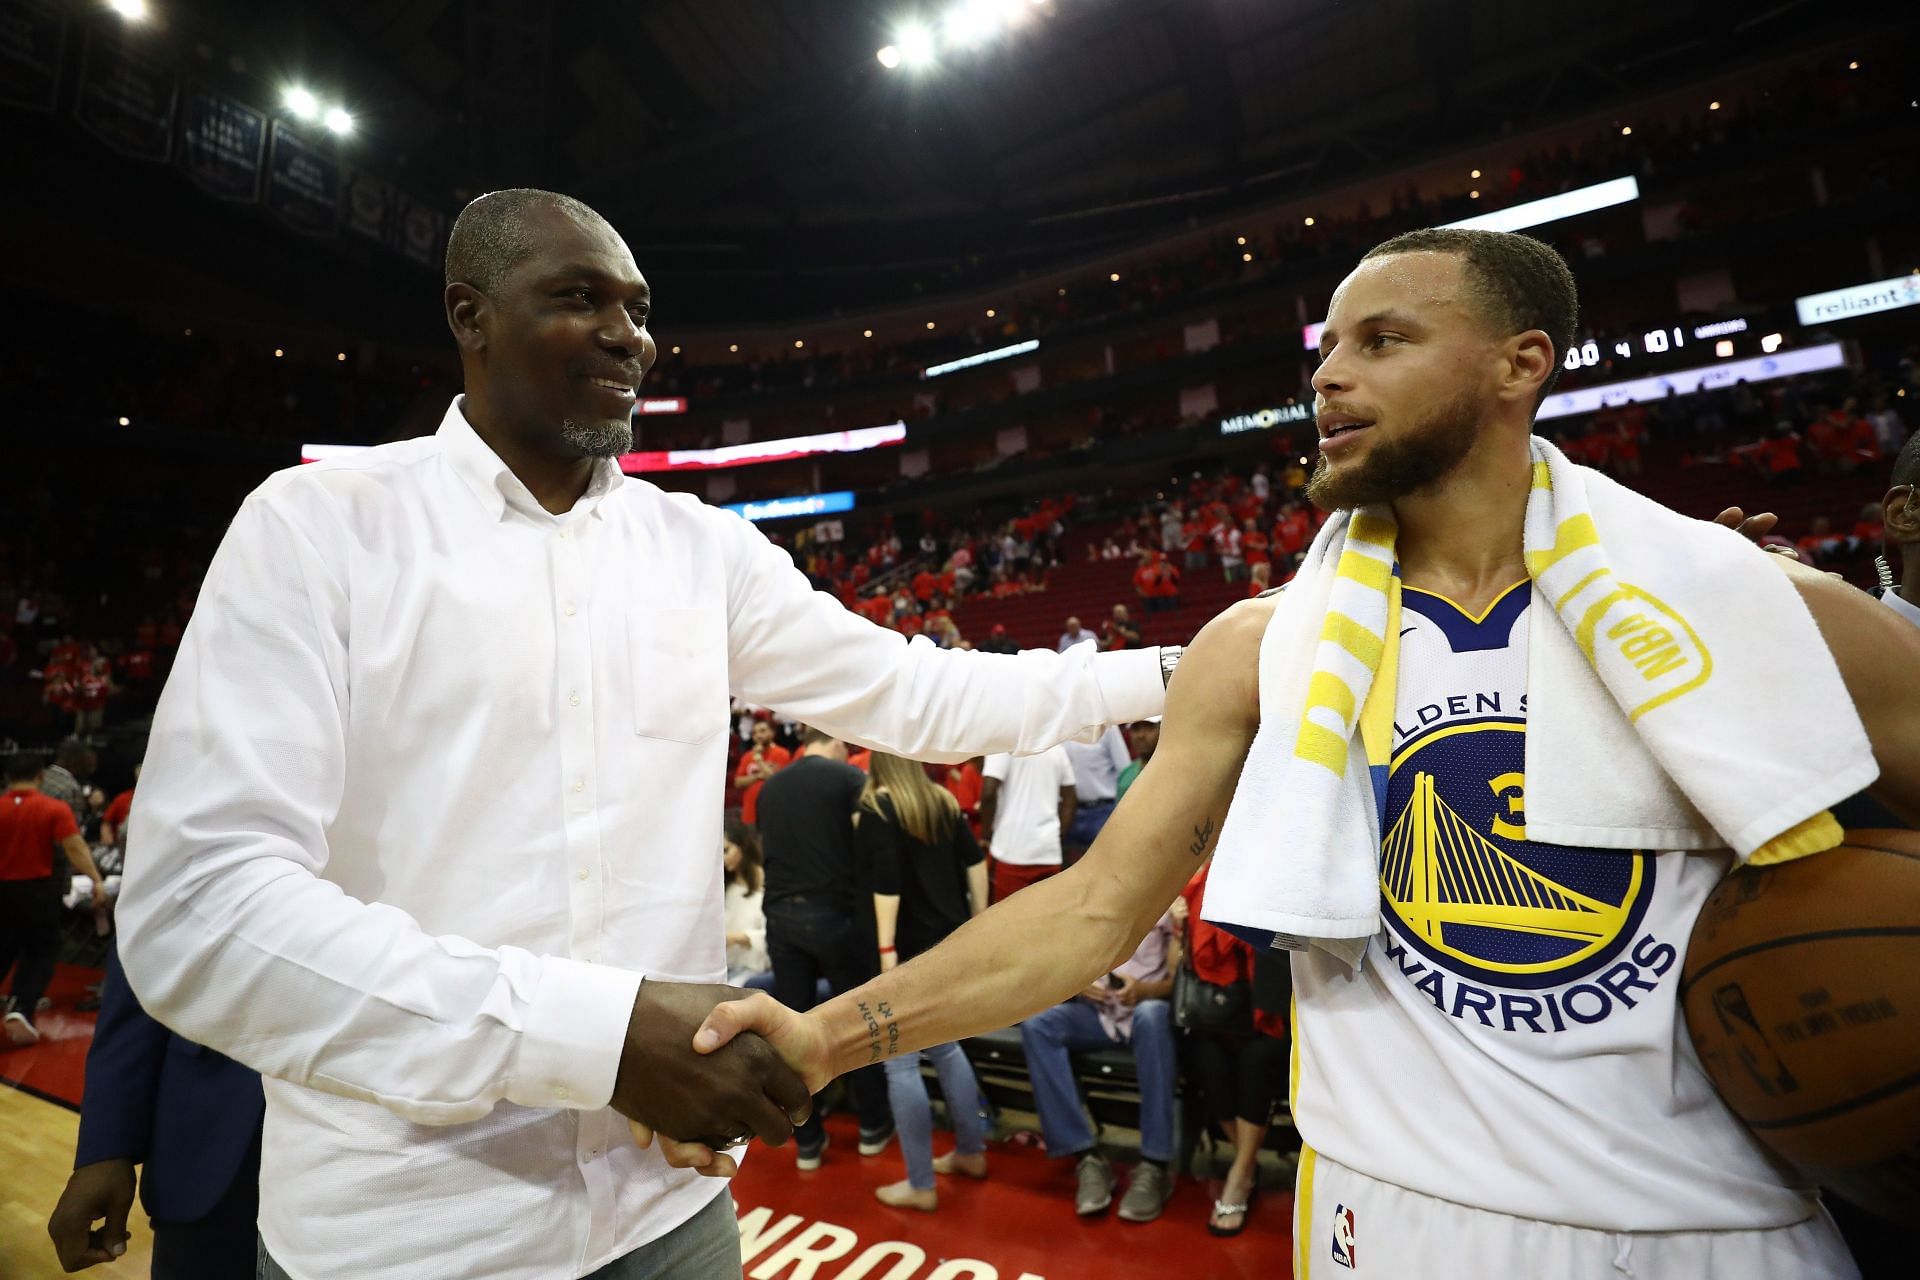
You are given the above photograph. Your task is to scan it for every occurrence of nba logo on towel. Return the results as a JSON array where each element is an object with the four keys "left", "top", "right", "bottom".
[{"left": 1331, "top": 1204, "right": 1357, "bottom": 1268}]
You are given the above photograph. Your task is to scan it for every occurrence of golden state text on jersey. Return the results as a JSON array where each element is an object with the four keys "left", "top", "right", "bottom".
[{"left": 1379, "top": 584, "right": 1678, "bottom": 1033}]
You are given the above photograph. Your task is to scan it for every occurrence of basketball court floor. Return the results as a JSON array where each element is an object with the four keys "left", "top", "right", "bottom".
[{"left": 1, "top": 964, "right": 1294, "bottom": 1280}]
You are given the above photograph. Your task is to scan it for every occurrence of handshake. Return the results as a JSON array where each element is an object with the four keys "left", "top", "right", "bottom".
[{"left": 611, "top": 979, "right": 834, "bottom": 1178}]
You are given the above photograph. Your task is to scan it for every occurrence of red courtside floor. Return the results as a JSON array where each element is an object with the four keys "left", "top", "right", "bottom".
[
  {"left": 4, "top": 965, "right": 1296, "bottom": 1278},
  {"left": 731, "top": 1110, "right": 1294, "bottom": 1280}
]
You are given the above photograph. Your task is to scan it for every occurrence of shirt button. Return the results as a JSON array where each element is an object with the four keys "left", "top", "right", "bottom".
[
  {"left": 559, "top": 530, "right": 569, "bottom": 540},
  {"left": 576, "top": 868, "right": 589, "bottom": 881},
  {"left": 565, "top": 605, "right": 577, "bottom": 617},
  {"left": 570, "top": 693, "right": 581, "bottom": 706},
  {"left": 555, "top": 1086, "right": 570, "bottom": 1101},
  {"left": 573, "top": 779, "right": 585, "bottom": 792}
]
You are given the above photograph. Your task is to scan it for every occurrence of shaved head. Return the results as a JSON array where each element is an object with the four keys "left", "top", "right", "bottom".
[{"left": 446, "top": 188, "right": 612, "bottom": 296}]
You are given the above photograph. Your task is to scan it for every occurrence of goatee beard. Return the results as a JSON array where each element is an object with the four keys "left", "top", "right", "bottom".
[
  {"left": 1306, "top": 387, "right": 1482, "bottom": 510},
  {"left": 560, "top": 417, "right": 634, "bottom": 458}
]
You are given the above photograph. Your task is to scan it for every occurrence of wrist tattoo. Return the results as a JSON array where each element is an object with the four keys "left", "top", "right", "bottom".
[
  {"left": 857, "top": 999, "right": 902, "bottom": 1063},
  {"left": 1190, "top": 814, "right": 1215, "bottom": 859}
]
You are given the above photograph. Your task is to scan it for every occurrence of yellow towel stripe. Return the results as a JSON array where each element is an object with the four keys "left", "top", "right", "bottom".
[
  {"left": 1319, "top": 611, "right": 1384, "bottom": 670},
  {"left": 1523, "top": 512, "right": 1601, "bottom": 577},
  {"left": 1335, "top": 548, "right": 1394, "bottom": 595},
  {"left": 1748, "top": 810, "right": 1845, "bottom": 866},
  {"left": 1348, "top": 512, "right": 1397, "bottom": 547}
]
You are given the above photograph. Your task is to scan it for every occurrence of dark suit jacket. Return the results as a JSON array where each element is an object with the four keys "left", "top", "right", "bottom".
[{"left": 73, "top": 945, "right": 264, "bottom": 1224}]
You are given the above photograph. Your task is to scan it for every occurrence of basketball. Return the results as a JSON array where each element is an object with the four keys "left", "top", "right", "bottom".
[{"left": 1683, "top": 829, "right": 1920, "bottom": 1211}]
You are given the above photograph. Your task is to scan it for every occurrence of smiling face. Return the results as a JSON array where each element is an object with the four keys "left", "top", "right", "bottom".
[
  {"left": 451, "top": 203, "right": 656, "bottom": 459},
  {"left": 1306, "top": 251, "right": 1500, "bottom": 511}
]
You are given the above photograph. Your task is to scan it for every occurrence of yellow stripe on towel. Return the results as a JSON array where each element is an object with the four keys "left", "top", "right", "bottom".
[
  {"left": 1748, "top": 810, "right": 1845, "bottom": 866},
  {"left": 1319, "top": 612, "right": 1384, "bottom": 670},
  {"left": 1335, "top": 550, "right": 1394, "bottom": 595},
  {"left": 1524, "top": 512, "right": 1601, "bottom": 577}
]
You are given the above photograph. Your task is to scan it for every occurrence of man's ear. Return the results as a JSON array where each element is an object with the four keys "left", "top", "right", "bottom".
[
  {"left": 1886, "top": 485, "right": 1920, "bottom": 540},
  {"left": 1502, "top": 329, "right": 1556, "bottom": 406},
  {"left": 446, "top": 283, "right": 487, "bottom": 355}
]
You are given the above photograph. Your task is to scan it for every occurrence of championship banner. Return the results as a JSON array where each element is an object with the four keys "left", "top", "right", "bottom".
[
  {"left": 397, "top": 193, "right": 445, "bottom": 268},
  {"left": 179, "top": 84, "right": 266, "bottom": 202},
  {"left": 265, "top": 121, "right": 339, "bottom": 236},
  {"left": 342, "top": 166, "right": 395, "bottom": 244},
  {"left": 0, "top": 0, "right": 66, "bottom": 111},
  {"left": 73, "top": 26, "right": 176, "bottom": 160}
]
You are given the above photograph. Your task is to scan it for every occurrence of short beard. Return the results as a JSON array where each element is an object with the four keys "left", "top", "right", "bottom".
[
  {"left": 559, "top": 417, "right": 634, "bottom": 458},
  {"left": 1305, "top": 386, "right": 1483, "bottom": 511}
]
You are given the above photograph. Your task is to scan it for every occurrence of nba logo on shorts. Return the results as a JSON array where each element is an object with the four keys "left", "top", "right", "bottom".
[{"left": 1330, "top": 1204, "right": 1357, "bottom": 1269}]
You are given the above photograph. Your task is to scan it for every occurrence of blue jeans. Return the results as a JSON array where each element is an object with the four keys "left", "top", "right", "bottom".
[
  {"left": 1063, "top": 799, "right": 1115, "bottom": 853},
  {"left": 1019, "top": 999, "right": 1175, "bottom": 1163},
  {"left": 883, "top": 1042, "right": 989, "bottom": 1190}
]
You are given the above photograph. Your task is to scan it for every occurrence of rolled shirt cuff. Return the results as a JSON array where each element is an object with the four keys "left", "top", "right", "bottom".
[
  {"left": 508, "top": 955, "right": 644, "bottom": 1112},
  {"left": 1094, "top": 648, "right": 1169, "bottom": 727}
]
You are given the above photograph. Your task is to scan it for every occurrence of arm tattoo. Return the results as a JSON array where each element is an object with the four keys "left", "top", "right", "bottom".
[
  {"left": 857, "top": 1000, "right": 903, "bottom": 1063},
  {"left": 1190, "top": 815, "right": 1215, "bottom": 859}
]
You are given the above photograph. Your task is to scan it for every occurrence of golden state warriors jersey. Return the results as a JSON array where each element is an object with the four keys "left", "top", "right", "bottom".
[{"left": 1289, "top": 582, "right": 1819, "bottom": 1231}]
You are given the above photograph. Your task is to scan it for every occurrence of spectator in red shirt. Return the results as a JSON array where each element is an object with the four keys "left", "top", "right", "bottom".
[
  {"left": 733, "top": 720, "right": 793, "bottom": 825},
  {"left": 1103, "top": 604, "right": 1143, "bottom": 651},
  {"left": 1273, "top": 502, "right": 1313, "bottom": 558},
  {"left": 102, "top": 764, "right": 139, "bottom": 848},
  {"left": 1240, "top": 520, "right": 1270, "bottom": 570},
  {"left": 2, "top": 752, "right": 108, "bottom": 1046},
  {"left": 911, "top": 568, "right": 940, "bottom": 604}
]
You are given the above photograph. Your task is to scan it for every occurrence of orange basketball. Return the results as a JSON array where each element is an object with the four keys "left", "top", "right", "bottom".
[{"left": 1682, "top": 830, "right": 1920, "bottom": 1215}]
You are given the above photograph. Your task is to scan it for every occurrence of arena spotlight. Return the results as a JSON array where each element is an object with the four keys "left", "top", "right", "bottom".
[
  {"left": 1303, "top": 216, "right": 1315, "bottom": 227},
  {"left": 1470, "top": 190, "right": 1480, "bottom": 199},
  {"left": 1236, "top": 236, "right": 1247, "bottom": 245},
  {"left": 944, "top": 1, "right": 1002, "bottom": 47},
  {"left": 324, "top": 107, "right": 353, "bottom": 135},
  {"left": 336, "top": 351, "right": 346, "bottom": 361},
  {"left": 794, "top": 339, "right": 805, "bottom": 349},
  {"left": 728, "top": 343, "right": 739, "bottom": 353},
  {"left": 897, "top": 22, "right": 936, "bottom": 67},
  {"left": 274, "top": 348, "right": 284, "bottom": 357},
  {"left": 1848, "top": 60, "right": 1859, "bottom": 70},
  {"left": 985, "top": 308, "right": 996, "bottom": 317},
  {"left": 1620, "top": 125, "right": 1632, "bottom": 136},
  {"left": 671, "top": 345, "right": 681, "bottom": 354},
  {"left": 1709, "top": 100, "right": 1721, "bottom": 110},
  {"left": 108, "top": 0, "right": 148, "bottom": 20},
  {"left": 863, "top": 329, "right": 874, "bottom": 338},
  {"left": 1242, "top": 252, "right": 1253, "bottom": 262},
  {"left": 284, "top": 86, "right": 319, "bottom": 120},
  {"left": 1109, "top": 272, "right": 1121, "bottom": 282},
  {"left": 1715, "top": 340, "right": 1735, "bottom": 358},
  {"left": 926, "top": 321, "right": 936, "bottom": 329},
  {"left": 877, "top": 45, "right": 902, "bottom": 68},
  {"left": 1470, "top": 168, "right": 1481, "bottom": 179},
  {"left": 118, "top": 416, "right": 130, "bottom": 426}
]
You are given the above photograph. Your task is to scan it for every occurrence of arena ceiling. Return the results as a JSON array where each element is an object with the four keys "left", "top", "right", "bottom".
[{"left": 20, "top": 0, "right": 1908, "bottom": 329}]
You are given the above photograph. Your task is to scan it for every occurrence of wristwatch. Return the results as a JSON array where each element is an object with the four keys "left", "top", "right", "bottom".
[{"left": 1159, "top": 644, "right": 1184, "bottom": 688}]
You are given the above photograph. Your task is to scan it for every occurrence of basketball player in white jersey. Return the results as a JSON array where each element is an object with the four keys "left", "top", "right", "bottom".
[{"left": 677, "top": 230, "right": 1920, "bottom": 1276}]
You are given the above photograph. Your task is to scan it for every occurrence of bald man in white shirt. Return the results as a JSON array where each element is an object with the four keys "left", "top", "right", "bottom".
[{"left": 117, "top": 189, "right": 1171, "bottom": 1280}]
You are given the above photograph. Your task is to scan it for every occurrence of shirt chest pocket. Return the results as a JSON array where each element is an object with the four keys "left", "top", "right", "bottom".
[{"left": 628, "top": 607, "right": 728, "bottom": 744}]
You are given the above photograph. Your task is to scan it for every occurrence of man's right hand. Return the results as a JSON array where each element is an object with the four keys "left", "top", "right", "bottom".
[
  {"left": 46, "top": 1158, "right": 135, "bottom": 1271},
  {"left": 611, "top": 981, "right": 812, "bottom": 1152}
]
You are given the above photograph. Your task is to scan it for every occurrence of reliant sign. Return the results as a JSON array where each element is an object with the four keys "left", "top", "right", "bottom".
[{"left": 1793, "top": 275, "right": 1920, "bottom": 326}]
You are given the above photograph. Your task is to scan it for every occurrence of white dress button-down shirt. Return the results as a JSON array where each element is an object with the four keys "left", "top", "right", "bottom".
[{"left": 119, "top": 398, "right": 1165, "bottom": 1280}]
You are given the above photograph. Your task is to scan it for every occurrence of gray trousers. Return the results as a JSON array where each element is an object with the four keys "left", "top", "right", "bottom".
[{"left": 256, "top": 1188, "right": 740, "bottom": 1280}]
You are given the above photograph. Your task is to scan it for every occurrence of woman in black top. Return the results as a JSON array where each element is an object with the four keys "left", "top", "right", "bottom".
[{"left": 854, "top": 750, "right": 991, "bottom": 1211}]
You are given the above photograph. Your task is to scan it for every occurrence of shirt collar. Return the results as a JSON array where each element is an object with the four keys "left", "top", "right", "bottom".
[
  {"left": 436, "top": 396, "right": 625, "bottom": 523},
  {"left": 1883, "top": 587, "right": 1920, "bottom": 632}
]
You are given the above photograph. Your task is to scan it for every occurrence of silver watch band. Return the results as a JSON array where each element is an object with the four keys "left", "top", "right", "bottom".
[{"left": 1159, "top": 644, "right": 1184, "bottom": 688}]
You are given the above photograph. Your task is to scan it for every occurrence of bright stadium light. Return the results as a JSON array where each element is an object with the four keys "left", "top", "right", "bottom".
[
  {"left": 285, "top": 87, "right": 319, "bottom": 119},
  {"left": 898, "top": 22, "right": 936, "bottom": 67},
  {"left": 324, "top": 107, "right": 353, "bottom": 135},
  {"left": 1442, "top": 175, "right": 1639, "bottom": 234},
  {"left": 945, "top": 1, "right": 1003, "bottom": 46},
  {"left": 108, "top": 0, "right": 148, "bottom": 20},
  {"left": 877, "top": 46, "right": 901, "bottom": 68}
]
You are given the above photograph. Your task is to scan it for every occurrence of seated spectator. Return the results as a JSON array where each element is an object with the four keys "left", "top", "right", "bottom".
[
  {"left": 1116, "top": 718, "right": 1158, "bottom": 800},
  {"left": 857, "top": 751, "right": 992, "bottom": 1210},
  {"left": 1057, "top": 615, "right": 1098, "bottom": 652},
  {"left": 724, "top": 816, "right": 771, "bottom": 989},
  {"left": 1866, "top": 391, "right": 1910, "bottom": 457},
  {"left": 1103, "top": 603, "right": 1142, "bottom": 651},
  {"left": 1175, "top": 866, "right": 1291, "bottom": 1237},
  {"left": 1018, "top": 909, "right": 1179, "bottom": 1223},
  {"left": 980, "top": 745, "right": 1075, "bottom": 903},
  {"left": 1247, "top": 560, "right": 1273, "bottom": 597},
  {"left": 1797, "top": 516, "right": 1845, "bottom": 563},
  {"left": 1806, "top": 399, "right": 1879, "bottom": 473}
]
